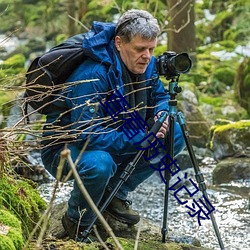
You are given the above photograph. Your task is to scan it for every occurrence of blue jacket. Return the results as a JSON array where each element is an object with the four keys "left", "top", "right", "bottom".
[{"left": 44, "top": 21, "right": 170, "bottom": 156}]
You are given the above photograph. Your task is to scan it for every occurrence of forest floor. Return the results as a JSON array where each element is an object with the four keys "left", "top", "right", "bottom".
[{"left": 28, "top": 202, "right": 211, "bottom": 250}]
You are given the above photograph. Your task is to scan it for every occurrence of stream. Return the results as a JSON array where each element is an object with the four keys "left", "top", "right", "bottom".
[{"left": 38, "top": 155, "right": 250, "bottom": 250}]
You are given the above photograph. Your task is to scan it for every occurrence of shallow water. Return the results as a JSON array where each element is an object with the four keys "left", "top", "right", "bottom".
[{"left": 38, "top": 157, "right": 250, "bottom": 250}]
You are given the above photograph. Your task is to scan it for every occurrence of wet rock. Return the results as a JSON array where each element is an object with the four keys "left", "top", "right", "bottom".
[
  {"left": 179, "top": 100, "right": 211, "bottom": 148},
  {"left": 213, "top": 157, "right": 250, "bottom": 184}
]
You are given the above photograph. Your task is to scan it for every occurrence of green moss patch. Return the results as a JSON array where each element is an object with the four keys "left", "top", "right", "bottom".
[
  {"left": 0, "top": 209, "right": 23, "bottom": 250},
  {"left": 106, "top": 237, "right": 210, "bottom": 250},
  {"left": 0, "top": 174, "right": 47, "bottom": 239}
]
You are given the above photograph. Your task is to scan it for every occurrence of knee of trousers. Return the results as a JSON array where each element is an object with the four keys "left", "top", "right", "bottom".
[{"left": 77, "top": 150, "right": 117, "bottom": 182}]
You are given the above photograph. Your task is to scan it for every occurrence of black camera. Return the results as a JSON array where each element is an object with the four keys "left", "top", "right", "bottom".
[{"left": 156, "top": 51, "right": 192, "bottom": 79}]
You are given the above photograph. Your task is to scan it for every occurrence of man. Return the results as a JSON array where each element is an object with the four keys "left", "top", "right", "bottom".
[{"left": 41, "top": 9, "right": 185, "bottom": 241}]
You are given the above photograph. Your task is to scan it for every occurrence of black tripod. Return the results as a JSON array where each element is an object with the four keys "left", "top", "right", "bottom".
[
  {"left": 82, "top": 77, "right": 225, "bottom": 249},
  {"left": 161, "top": 76, "right": 225, "bottom": 249},
  {"left": 81, "top": 111, "right": 168, "bottom": 241}
]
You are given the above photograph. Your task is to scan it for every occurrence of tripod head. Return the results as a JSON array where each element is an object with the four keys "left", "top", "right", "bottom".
[{"left": 168, "top": 76, "right": 182, "bottom": 100}]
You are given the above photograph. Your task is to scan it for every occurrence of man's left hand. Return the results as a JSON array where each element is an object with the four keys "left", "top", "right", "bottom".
[{"left": 154, "top": 112, "right": 169, "bottom": 138}]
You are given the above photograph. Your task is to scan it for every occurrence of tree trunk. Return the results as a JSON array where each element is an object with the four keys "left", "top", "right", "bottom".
[
  {"left": 67, "top": 0, "right": 77, "bottom": 36},
  {"left": 167, "top": 0, "right": 196, "bottom": 63},
  {"left": 78, "top": 0, "right": 88, "bottom": 20}
]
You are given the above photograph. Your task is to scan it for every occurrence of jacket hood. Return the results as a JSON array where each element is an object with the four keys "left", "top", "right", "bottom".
[{"left": 82, "top": 21, "right": 116, "bottom": 65}]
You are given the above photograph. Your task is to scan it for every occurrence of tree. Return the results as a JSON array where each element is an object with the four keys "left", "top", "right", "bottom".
[{"left": 166, "top": 0, "right": 196, "bottom": 62}]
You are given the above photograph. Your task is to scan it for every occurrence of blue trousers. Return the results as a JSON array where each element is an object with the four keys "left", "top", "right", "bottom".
[{"left": 41, "top": 123, "right": 185, "bottom": 226}]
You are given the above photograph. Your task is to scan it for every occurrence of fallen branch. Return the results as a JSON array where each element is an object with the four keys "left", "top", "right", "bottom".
[{"left": 62, "top": 148, "right": 124, "bottom": 250}]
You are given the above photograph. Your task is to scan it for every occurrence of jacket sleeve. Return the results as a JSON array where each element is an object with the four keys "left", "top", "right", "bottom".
[{"left": 65, "top": 60, "right": 145, "bottom": 155}]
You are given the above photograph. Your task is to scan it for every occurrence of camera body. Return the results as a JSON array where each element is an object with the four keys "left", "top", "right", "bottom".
[{"left": 156, "top": 51, "right": 192, "bottom": 79}]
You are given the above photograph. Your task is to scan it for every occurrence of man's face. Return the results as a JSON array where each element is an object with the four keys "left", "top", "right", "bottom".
[{"left": 115, "top": 35, "right": 157, "bottom": 74}]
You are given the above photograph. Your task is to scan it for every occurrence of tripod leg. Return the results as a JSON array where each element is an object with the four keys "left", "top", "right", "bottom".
[
  {"left": 162, "top": 170, "right": 171, "bottom": 243},
  {"left": 177, "top": 112, "right": 225, "bottom": 250},
  {"left": 162, "top": 114, "right": 175, "bottom": 243},
  {"left": 81, "top": 151, "right": 144, "bottom": 240}
]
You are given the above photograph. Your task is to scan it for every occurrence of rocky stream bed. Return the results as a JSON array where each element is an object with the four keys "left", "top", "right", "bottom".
[{"left": 38, "top": 154, "right": 250, "bottom": 250}]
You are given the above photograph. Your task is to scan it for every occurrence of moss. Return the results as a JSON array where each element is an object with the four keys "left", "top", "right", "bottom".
[
  {"left": 209, "top": 120, "right": 250, "bottom": 151},
  {"left": 0, "top": 209, "right": 21, "bottom": 229},
  {"left": 0, "top": 54, "right": 26, "bottom": 86},
  {"left": 0, "top": 235, "right": 16, "bottom": 250},
  {"left": 213, "top": 67, "right": 235, "bottom": 86},
  {"left": 0, "top": 175, "right": 47, "bottom": 239},
  {"left": 199, "top": 95, "right": 224, "bottom": 107},
  {"left": 166, "top": 242, "right": 183, "bottom": 250},
  {"left": 199, "top": 90, "right": 249, "bottom": 121},
  {"left": 213, "top": 120, "right": 250, "bottom": 133},
  {"left": 7, "top": 228, "right": 24, "bottom": 249},
  {"left": 0, "top": 91, "right": 17, "bottom": 109},
  {"left": 235, "top": 57, "right": 250, "bottom": 116},
  {"left": 0, "top": 209, "right": 24, "bottom": 249},
  {"left": 105, "top": 237, "right": 208, "bottom": 250},
  {"left": 1, "top": 54, "right": 25, "bottom": 69},
  {"left": 217, "top": 40, "right": 237, "bottom": 51}
]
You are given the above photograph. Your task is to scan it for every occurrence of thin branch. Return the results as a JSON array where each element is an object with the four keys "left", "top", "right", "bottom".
[
  {"left": 134, "top": 220, "right": 142, "bottom": 250},
  {"left": 62, "top": 148, "right": 124, "bottom": 250},
  {"left": 68, "top": 14, "right": 90, "bottom": 32},
  {"left": 22, "top": 153, "right": 65, "bottom": 249},
  {"left": 93, "top": 225, "right": 110, "bottom": 250}
]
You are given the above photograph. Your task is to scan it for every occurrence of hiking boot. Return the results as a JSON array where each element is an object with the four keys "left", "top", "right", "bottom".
[
  {"left": 61, "top": 213, "right": 97, "bottom": 243},
  {"left": 105, "top": 196, "right": 140, "bottom": 225}
]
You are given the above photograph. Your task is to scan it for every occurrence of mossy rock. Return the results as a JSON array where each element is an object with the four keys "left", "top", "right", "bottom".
[
  {"left": 28, "top": 237, "right": 211, "bottom": 250},
  {"left": 106, "top": 237, "right": 210, "bottom": 250},
  {"left": 43, "top": 202, "right": 211, "bottom": 250},
  {"left": 0, "top": 174, "right": 47, "bottom": 239},
  {"left": 0, "top": 209, "right": 24, "bottom": 250},
  {"left": 1, "top": 53, "right": 26, "bottom": 76},
  {"left": 209, "top": 120, "right": 250, "bottom": 160}
]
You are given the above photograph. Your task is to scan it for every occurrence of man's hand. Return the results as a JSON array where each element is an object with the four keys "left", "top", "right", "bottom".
[{"left": 154, "top": 111, "right": 169, "bottom": 138}]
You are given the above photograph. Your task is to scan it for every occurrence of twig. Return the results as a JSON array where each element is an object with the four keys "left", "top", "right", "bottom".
[
  {"left": 68, "top": 14, "right": 89, "bottom": 31},
  {"left": 22, "top": 154, "right": 65, "bottom": 249},
  {"left": 134, "top": 218, "right": 142, "bottom": 250},
  {"left": 61, "top": 148, "right": 124, "bottom": 250},
  {"left": 93, "top": 225, "right": 109, "bottom": 250}
]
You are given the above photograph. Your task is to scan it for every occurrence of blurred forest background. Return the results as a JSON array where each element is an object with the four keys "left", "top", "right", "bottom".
[{"left": 0, "top": 0, "right": 250, "bottom": 128}]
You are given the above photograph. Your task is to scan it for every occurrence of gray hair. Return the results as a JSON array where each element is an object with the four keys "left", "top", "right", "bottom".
[{"left": 115, "top": 9, "right": 160, "bottom": 43}]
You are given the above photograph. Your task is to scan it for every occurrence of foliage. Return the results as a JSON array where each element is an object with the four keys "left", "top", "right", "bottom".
[
  {"left": 0, "top": 174, "right": 47, "bottom": 238},
  {"left": 213, "top": 67, "right": 235, "bottom": 86},
  {"left": 197, "top": 0, "right": 250, "bottom": 46},
  {"left": 0, "top": 209, "right": 24, "bottom": 250},
  {"left": 0, "top": 54, "right": 26, "bottom": 88},
  {"left": 198, "top": 90, "right": 248, "bottom": 121},
  {"left": 234, "top": 57, "right": 250, "bottom": 115}
]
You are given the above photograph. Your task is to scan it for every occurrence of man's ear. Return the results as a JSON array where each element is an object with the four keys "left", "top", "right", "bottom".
[{"left": 115, "top": 36, "right": 122, "bottom": 51}]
